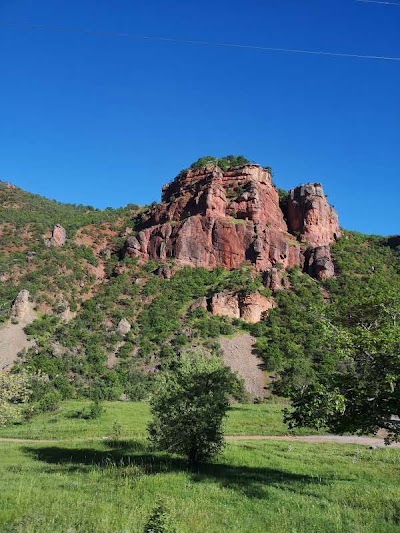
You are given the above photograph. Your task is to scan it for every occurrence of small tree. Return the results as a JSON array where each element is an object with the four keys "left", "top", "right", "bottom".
[
  {"left": 148, "top": 353, "right": 236, "bottom": 466},
  {"left": 0, "top": 371, "right": 32, "bottom": 427}
]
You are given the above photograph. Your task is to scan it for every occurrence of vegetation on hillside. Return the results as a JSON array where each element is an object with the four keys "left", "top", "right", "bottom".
[{"left": 0, "top": 181, "right": 399, "bottom": 442}]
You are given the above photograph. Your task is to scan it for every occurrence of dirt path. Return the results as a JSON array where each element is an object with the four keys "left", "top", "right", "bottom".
[
  {"left": 225, "top": 435, "right": 400, "bottom": 448},
  {"left": 219, "top": 333, "right": 266, "bottom": 399},
  {"left": 0, "top": 435, "right": 398, "bottom": 447}
]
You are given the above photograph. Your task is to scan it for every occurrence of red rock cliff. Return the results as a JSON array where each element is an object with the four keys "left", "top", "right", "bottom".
[{"left": 124, "top": 165, "right": 340, "bottom": 280}]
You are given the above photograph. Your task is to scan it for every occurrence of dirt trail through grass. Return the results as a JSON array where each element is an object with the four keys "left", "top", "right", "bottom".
[{"left": 0, "top": 435, "right": 398, "bottom": 447}]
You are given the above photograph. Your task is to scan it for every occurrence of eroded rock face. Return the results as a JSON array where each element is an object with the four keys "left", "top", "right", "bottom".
[
  {"left": 45, "top": 224, "right": 67, "bottom": 247},
  {"left": 123, "top": 166, "right": 341, "bottom": 294},
  {"left": 287, "top": 184, "right": 340, "bottom": 247},
  {"left": 125, "top": 165, "right": 301, "bottom": 272},
  {"left": 210, "top": 292, "right": 240, "bottom": 319},
  {"left": 239, "top": 293, "right": 276, "bottom": 324},
  {"left": 11, "top": 290, "right": 33, "bottom": 320},
  {"left": 209, "top": 291, "right": 275, "bottom": 324},
  {"left": 263, "top": 268, "right": 290, "bottom": 292},
  {"left": 305, "top": 246, "right": 335, "bottom": 280}
]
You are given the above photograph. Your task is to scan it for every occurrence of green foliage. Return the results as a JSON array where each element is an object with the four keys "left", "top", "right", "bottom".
[
  {"left": 281, "top": 232, "right": 400, "bottom": 442},
  {"left": 149, "top": 353, "right": 237, "bottom": 465},
  {"left": 0, "top": 371, "right": 33, "bottom": 426},
  {"left": 36, "top": 390, "right": 62, "bottom": 413},
  {"left": 143, "top": 501, "right": 176, "bottom": 533},
  {"left": 0, "top": 181, "right": 138, "bottom": 236},
  {"left": 277, "top": 188, "right": 289, "bottom": 220},
  {"left": 189, "top": 155, "right": 250, "bottom": 171}
]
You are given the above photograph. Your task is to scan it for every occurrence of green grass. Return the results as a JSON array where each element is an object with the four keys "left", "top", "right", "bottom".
[
  {"left": 0, "top": 400, "right": 324, "bottom": 440},
  {"left": 0, "top": 438, "right": 399, "bottom": 532}
]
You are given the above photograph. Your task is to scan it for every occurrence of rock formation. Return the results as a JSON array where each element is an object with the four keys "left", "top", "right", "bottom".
[
  {"left": 287, "top": 183, "right": 340, "bottom": 247},
  {"left": 286, "top": 183, "right": 340, "bottom": 280},
  {"left": 209, "top": 291, "right": 275, "bottom": 324},
  {"left": 44, "top": 224, "right": 67, "bottom": 247},
  {"left": 304, "top": 246, "right": 335, "bottom": 281},
  {"left": 124, "top": 164, "right": 340, "bottom": 283},
  {"left": 11, "top": 290, "right": 34, "bottom": 321},
  {"left": 125, "top": 165, "right": 301, "bottom": 271},
  {"left": 117, "top": 318, "right": 131, "bottom": 337}
]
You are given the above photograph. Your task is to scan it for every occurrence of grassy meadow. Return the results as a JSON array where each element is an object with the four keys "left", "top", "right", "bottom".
[
  {"left": 0, "top": 401, "right": 399, "bottom": 532},
  {"left": 0, "top": 399, "right": 324, "bottom": 441}
]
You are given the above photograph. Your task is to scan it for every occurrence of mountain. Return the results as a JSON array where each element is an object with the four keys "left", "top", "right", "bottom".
[{"left": 1, "top": 157, "right": 399, "bottom": 404}]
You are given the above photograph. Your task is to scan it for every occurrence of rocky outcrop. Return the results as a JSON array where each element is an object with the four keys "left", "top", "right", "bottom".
[
  {"left": 263, "top": 267, "right": 291, "bottom": 292},
  {"left": 123, "top": 165, "right": 340, "bottom": 290},
  {"left": 239, "top": 293, "right": 276, "bottom": 323},
  {"left": 154, "top": 264, "right": 173, "bottom": 279},
  {"left": 209, "top": 291, "right": 275, "bottom": 324},
  {"left": 287, "top": 184, "right": 340, "bottom": 247},
  {"left": 11, "top": 290, "right": 33, "bottom": 321},
  {"left": 44, "top": 224, "right": 67, "bottom": 247},
  {"left": 125, "top": 165, "right": 301, "bottom": 272},
  {"left": 210, "top": 292, "right": 240, "bottom": 319},
  {"left": 304, "top": 246, "right": 335, "bottom": 281}
]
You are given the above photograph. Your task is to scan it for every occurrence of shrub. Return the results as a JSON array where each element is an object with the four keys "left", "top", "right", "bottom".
[
  {"left": 0, "top": 371, "right": 33, "bottom": 427},
  {"left": 148, "top": 353, "right": 237, "bottom": 466},
  {"left": 143, "top": 501, "right": 176, "bottom": 533},
  {"left": 37, "top": 390, "right": 62, "bottom": 413}
]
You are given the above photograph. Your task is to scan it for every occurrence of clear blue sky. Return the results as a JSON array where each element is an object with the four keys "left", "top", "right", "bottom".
[{"left": 1, "top": 0, "right": 399, "bottom": 235}]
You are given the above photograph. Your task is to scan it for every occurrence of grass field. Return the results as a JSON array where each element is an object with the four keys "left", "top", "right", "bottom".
[
  {"left": 1, "top": 438, "right": 399, "bottom": 532},
  {"left": 0, "top": 399, "right": 324, "bottom": 440},
  {"left": 1, "top": 401, "right": 399, "bottom": 532}
]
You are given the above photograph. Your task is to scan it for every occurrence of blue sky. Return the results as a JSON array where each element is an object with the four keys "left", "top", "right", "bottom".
[{"left": 0, "top": 0, "right": 399, "bottom": 235}]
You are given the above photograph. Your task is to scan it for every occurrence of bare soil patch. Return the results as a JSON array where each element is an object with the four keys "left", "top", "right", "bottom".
[{"left": 219, "top": 333, "right": 266, "bottom": 399}]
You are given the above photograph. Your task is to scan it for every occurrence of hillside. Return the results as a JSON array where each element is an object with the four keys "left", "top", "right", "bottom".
[{"left": 1, "top": 158, "right": 400, "bottom": 408}]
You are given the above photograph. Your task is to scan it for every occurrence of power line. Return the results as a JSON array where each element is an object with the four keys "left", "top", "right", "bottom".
[
  {"left": 355, "top": 0, "right": 400, "bottom": 5},
  {"left": 1, "top": 21, "right": 400, "bottom": 62}
]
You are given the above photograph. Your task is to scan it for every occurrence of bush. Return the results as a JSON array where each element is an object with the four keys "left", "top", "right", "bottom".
[
  {"left": 143, "top": 501, "right": 176, "bottom": 533},
  {"left": 86, "top": 400, "right": 104, "bottom": 419},
  {"left": 37, "top": 390, "right": 62, "bottom": 413},
  {"left": 148, "top": 353, "right": 237, "bottom": 466},
  {"left": 0, "top": 371, "right": 33, "bottom": 427}
]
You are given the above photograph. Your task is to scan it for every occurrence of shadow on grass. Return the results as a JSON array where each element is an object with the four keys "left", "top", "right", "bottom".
[{"left": 23, "top": 440, "right": 336, "bottom": 500}]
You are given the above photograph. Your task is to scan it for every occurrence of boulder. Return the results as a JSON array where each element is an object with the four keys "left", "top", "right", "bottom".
[
  {"left": 209, "top": 292, "right": 241, "bottom": 319},
  {"left": 117, "top": 318, "right": 131, "bottom": 337},
  {"left": 11, "top": 290, "right": 32, "bottom": 320},
  {"left": 44, "top": 224, "right": 67, "bottom": 247},
  {"left": 239, "top": 293, "right": 275, "bottom": 324}
]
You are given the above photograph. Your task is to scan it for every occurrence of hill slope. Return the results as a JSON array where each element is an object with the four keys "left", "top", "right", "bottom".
[{"left": 1, "top": 160, "right": 399, "bottom": 405}]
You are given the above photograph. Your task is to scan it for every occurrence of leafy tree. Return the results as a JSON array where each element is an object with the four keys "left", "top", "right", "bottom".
[
  {"left": 148, "top": 353, "right": 237, "bottom": 466},
  {"left": 286, "top": 294, "right": 400, "bottom": 443},
  {"left": 0, "top": 371, "right": 33, "bottom": 426}
]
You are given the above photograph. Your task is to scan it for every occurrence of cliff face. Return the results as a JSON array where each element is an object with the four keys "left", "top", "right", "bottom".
[
  {"left": 287, "top": 184, "right": 340, "bottom": 247},
  {"left": 125, "top": 165, "right": 340, "bottom": 281}
]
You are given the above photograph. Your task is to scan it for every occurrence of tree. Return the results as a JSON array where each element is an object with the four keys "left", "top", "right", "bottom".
[
  {"left": 0, "top": 371, "right": 32, "bottom": 426},
  {"left": 148, "top": 353, "right": 237, "bottom": 466},
  {"left": 286, "top": 294, "right": 400, "bottom": 443}
]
